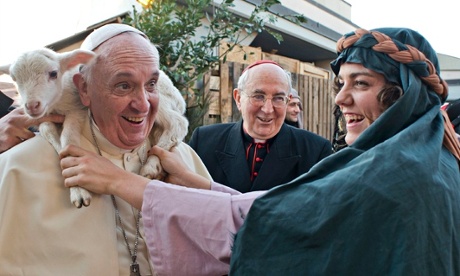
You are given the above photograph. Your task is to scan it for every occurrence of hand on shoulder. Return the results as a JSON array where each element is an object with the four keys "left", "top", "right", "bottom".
[
  {"left": 149, "top": 145, "right": 211, "bottom": 189},
  {"left": 0, "top": 108, "right": 65, "bottom": 153}
]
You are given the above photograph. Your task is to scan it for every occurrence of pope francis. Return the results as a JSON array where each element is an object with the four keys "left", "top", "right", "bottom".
[{"left": 0, "top": 23, "right": 211, "bottom": 275}]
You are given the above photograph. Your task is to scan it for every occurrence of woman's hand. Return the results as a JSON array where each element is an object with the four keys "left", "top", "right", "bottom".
[
  {"left": 60, "top": 145, "right": 122, "bottom": 194},
  {"left": 60, "top": 145, "right": 150, "bottom": 209},
  {"left": 149, "top": 145, "right": 211, "bottom": 190}
]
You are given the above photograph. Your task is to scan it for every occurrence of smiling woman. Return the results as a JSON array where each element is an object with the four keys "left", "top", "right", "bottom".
[
  {"left": 334, "top": 64, "right": 388, "bottom": 145},
  {"left": 228, "top": 27, "right": 460, "bottom": 274},
  {"left": 136, "top": 27, "right": 460, "bottom": 275},
  {"left": 334, "top": 63, "right": 403, "bottom": 145}
]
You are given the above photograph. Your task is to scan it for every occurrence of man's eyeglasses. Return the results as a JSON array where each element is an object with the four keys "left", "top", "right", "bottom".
[{"left": 242, "top": 92, "right": 289, "bottom": 108}]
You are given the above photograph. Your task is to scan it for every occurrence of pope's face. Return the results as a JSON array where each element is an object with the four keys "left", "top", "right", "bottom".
[{"left": 77, "top": 33, "right": 160, "bottom": 149}]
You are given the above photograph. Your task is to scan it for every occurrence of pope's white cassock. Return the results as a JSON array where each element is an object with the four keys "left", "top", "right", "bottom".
[{"left": 0, "top": 114, "right": 212, "bottom": 275}]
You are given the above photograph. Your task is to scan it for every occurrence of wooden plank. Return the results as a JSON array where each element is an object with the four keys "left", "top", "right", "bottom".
[
  {"left": 327, "top": 80, "right": 334, "bottom": 140},
  {"left": 232, "top": 63, "right": 244, "bottom": 122},
  {"left": 207, "top": 91, "right": 220, "bottom": 115},
  {"left": 202, "top": 73, "right": 212, "bottom": 125},
  {"left": 319, "top": 78, "right": 333, "bottom": 140},
  {"left": 297, "top": 75, "right": 306, "bottom": 130},
  {"left": 262, "top": 52, "right": 299, "bottom": 73},
  {"left": 321, "top": 79, "right": 327, "bottom": 138},
  {"left": 307, "top": 76, "right": 314, "bottom": 132},
  {"left": 290, "top": 72, "right": 298, "bottom": 90},
  {"left": 313, "top": 77, "right": 320, "bottom": 134},
  {"left": 219, "top": 42, "right": 262, "bottom": 65},
  {"left": 302, "top": 76, "right": 311, "bottom": 130},
  {"left": 327, "top": 80, "right": 333, "bottom": 139},
  {"left": 209, "top": 76, "right": 220, "bottom": 91},
  {"left": 300, "top": 62, "right": 330, "bottom": 79},
  {"left": 220, "top": 61, "right": 232, "bottom": 123},
  {"left": 323, "top": 80, "right": 329, "bottom": 138}
]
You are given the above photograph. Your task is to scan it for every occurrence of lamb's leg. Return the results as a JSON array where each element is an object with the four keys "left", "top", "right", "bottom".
[
  {"left": 39, "top": 121, "right": 62, "bottom": 152},
  {"left": 140, "top": 136, "right": 171, "bottom": 180},
  {"left": 140, "top": 104, "right": 169, "bottom": 179},
  {"left": 141, "top": 70, "right": 189, "bottom": 179},
  {"left": 140, "top": 110, "right": 188, "bottom": 180},
  {"left": 61, "top": 111, "right": 92, "bottom": 208},
  {"left": 69, "top": 188, "right": 91, "bottom": 208},
  {"left": 41, "top": 120, "right": 90, "bottom": 208}
]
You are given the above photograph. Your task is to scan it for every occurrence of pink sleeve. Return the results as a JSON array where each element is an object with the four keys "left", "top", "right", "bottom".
[{"left": 142, "top": 180, "right": 266, "bottom": 276}]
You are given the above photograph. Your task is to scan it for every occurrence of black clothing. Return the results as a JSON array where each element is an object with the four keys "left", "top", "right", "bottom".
[
  {"left": 0, "top": 91, "right": 14, "bottom": 118},
  {"left": 188, "top": 121, "right": 333, "bottom": 192}
]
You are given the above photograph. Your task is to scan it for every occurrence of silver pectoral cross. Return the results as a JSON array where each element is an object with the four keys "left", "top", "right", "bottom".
[{"left": 130, "top": 263, "right": 141, "bottom": 276}]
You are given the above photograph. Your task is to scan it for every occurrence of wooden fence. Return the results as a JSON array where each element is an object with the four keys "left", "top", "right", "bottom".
[
  {"left": 297, "top": 74, "right": 334, "bottom": 140},
  {"left": 202, "top": 60, "right": 335, "bottom": 141}
]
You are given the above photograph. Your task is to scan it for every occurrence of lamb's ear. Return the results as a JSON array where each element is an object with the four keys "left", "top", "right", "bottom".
[
  {"left": 58, "top": 49, "right": 96, "bottom": 71},
  {"left": 0, "top": 64, "right": 11, "bottom": 75}
]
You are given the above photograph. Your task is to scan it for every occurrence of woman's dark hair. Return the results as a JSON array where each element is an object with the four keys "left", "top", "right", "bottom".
[
  {"left": 377, "top": 83, "right": 403, "bottom": 110},
  {"left": 332, "top": 105, "right": 347, "bottom": 152}
]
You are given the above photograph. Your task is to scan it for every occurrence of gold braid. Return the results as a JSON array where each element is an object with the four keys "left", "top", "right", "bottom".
[{"left": 336, "top": 28, "right": 448, "bottom": 99}]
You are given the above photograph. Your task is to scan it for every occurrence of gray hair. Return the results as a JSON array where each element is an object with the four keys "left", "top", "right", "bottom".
[{"left": 237, "top": 66, "right": 292, "bottom": 94}]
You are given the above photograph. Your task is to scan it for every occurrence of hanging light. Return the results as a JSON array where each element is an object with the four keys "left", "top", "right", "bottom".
[{"left": 136, "top": 0, "right": 154, "bottom": 8}]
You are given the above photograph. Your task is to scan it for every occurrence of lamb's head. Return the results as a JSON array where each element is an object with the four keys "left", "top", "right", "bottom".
[{"left": 0, "top": 48, "right": 95, "bottom": 118}]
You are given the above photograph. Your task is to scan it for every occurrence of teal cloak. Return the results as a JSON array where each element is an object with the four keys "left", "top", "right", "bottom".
[{"left": 230, "top": 28, "right": 460, "bottom": 275}]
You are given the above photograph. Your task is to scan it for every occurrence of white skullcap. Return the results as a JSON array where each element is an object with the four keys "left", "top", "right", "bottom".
[{"left": 80, "top": 23, "right": 147, "bottom": 51}]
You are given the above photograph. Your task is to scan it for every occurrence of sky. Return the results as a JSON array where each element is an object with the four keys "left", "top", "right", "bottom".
[
  {"left": 0, "top": 0, "right": 458, "bottom": 67},
  {"left": 346, "top": 0, "right": 460, "bottom": 59},
  {"left": 0, "top": 0, "right": 140, "bottom": 66}
]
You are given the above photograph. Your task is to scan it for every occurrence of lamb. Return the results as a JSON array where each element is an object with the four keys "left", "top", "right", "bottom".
[
  {"left": 0, "top": 47, "right": 95, "bottom": 208},
  {"left": 0, "top": 47, "right": 189, "bottom": 206},
  {"left": 143, "top": 69, "right": 189, "bottom": 179}
]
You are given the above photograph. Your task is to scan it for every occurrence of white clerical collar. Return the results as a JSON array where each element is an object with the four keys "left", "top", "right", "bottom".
[{"left": 87, "top": 111, "right": 148, "bottom": 156}]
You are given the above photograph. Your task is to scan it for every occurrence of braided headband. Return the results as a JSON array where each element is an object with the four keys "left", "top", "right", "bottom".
[{"left": 336, "top": 29, "right": 448, "bottom": 99}]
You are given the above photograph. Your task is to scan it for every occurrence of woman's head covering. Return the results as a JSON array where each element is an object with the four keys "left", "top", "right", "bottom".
[
  {"left": 230, "top": 28, "right": 460, "bottom": 274},
  {"left": 329, "top": 28, "right": 458, "bottom": 156},
  {"left": 331, "top": 28, "right": 447, "bottom": 99}
]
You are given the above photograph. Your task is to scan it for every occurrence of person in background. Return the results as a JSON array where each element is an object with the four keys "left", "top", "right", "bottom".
[
  {"left": 284, "top": 88, "right": 303, "bottom": 128},
  {"left": 0, "top": 90, "right": 64, "bottom": 153},
  {"left": 0, "top": 90, "right": 14, "bottom": 118},
  {"left": 61, "top": 27, "right": 460, "bottom": 275},
  {"left": 188, "top": 60, "right": 332, "bottom": 192},
  {"left": 0, "top": 23, "right": 211, "bottom": 275}
]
